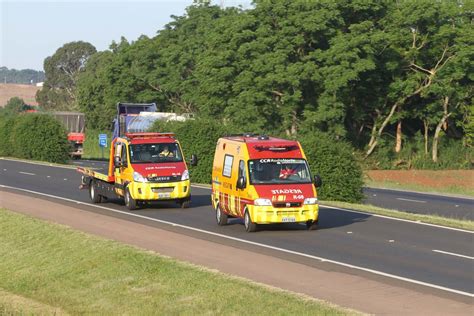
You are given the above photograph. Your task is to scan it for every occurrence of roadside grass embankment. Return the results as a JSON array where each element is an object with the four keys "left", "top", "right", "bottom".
[
  {"left": 365, "top": 170, "right": 474, "bottom": 198},
  {"left": 0, "top": 208, "right": 356, "bottom": 315},
  {"left": 321, "top": 201, "right": 474, "bottom": 232}
]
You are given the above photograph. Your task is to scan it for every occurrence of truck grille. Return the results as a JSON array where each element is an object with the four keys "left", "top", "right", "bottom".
[
  {"left": 147, "top": 175, "right": 180, "bottom": 183},
  {"left": 273, "top": 202, "right": 301, "bottom": 208},
  {"left": 152, "top": 187, "right": 174, "bottom": 193}
]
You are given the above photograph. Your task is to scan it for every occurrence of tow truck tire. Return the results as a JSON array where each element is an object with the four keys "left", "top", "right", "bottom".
[
  {"left": 306, "top": 219, "right": 318, "bottom": 231},
  {"left": 180, "top": 199, "right": 190, "bottom": 209},
  {"left": 216, "top": 203, "right": 228, "bottom": 226},
  {"left": 124, "top": 187, "right": 137, "bottom": 210},
  {"left": 244, "top": 210, "right": 257, "bottom": 232},
  {"left": 89, "top": 180, "right": 102, "bottom": 203}
]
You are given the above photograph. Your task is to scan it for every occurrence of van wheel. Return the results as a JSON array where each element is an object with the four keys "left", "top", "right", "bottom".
[
  {"left": 216, "top": 203, "right": 228, "bottom": 226},
  {"left": 124, "top": 187, "right": 137, "bottom": 210},
  {"left": 306, "top": 219, "right": 318, "bottom": 231},
  {"left": 89, "top": 180, "right": 102, "bottom": 203},
  {"left": 244, "top": 210, "right": 257, "bottom": 232}
]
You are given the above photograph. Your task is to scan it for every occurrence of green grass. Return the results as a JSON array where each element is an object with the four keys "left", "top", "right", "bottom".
[
  {"left": 0, "top": 208, "right": 356, "bottom": 315},
  {"left": 321, "top": 201, "right": 474, "bottom": 231},
  {"left": 83, "top": 129, "right": 112, "bottom": 159},
  {"left": 365, "top": 179, "right": 474, "bottom": 198}
]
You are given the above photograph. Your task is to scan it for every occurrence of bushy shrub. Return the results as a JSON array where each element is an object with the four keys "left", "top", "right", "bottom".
[
  {"left": 0, "top": 114, "right": 17, "bottom": 156},
  {"left": 150, "top": 119, "right": 238, "bottom": 183},
  {"left": 299, "top": 132, "right": 364, "bottom": 202},
  {"left": 9, "top": 114, "right": 71, "bottom": 163}
]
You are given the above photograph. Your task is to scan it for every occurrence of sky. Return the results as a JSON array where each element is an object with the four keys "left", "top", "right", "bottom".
[{"left": 1, "top": 0, "right": 253, "bottom": 71}]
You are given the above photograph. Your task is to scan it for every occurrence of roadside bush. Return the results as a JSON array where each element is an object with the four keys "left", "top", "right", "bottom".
[
  {"left": 150, "top": 119, "right": 238, "bottom": 183},
  {"left": 0, "top": 114, "right": 17, "bottom": 156},
  {"left": 10, "top": 114, "right": 70, "bottom": 163},
  {"left": 299, "top": 132, "right": 364, "bottom": 202}
]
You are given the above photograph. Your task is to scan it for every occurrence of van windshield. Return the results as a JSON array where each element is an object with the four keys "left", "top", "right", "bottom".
[
  {"left": 248, "top": 159, "right": 312, "bottom": 184},
  {"left": 129, "top": 143, "right": 183, "bottom": 163}
]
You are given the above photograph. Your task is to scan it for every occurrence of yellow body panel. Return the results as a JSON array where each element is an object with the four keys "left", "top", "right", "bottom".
[{"left": 128, "top": 180, "right": 190, "bottom": 201}]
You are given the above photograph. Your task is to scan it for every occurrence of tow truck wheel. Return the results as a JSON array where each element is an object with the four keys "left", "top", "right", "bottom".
[
  {"left": 89, "top": 180, "right": 102, "bottom": 203},
  {"left": 306, "top": 219, "right": 318, "bottom": 231},
  {"left": 216, "top": 203, "right": 228, "bottom": 226},
  {"left": 180, "top": 199, "right": 190, "bottom": 209},
  {"left": 124, "top": 187, "right": 137, "bottom": 210},
  {"left": 244, "top": 210, "right": 257, "bottom": 232}
]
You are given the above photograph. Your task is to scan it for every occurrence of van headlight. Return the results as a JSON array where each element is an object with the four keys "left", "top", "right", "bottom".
[
  {"left": 133, "top": 172, "right": 148, "bottom": 183},
  {"left": 181, "top": 170, "right": 189, "bottom": 181},
  {"left": 303, "top": 197, "right": 318, "bottom": 205},
  {"left": 254, "top": 198, "right": 272, "bottom": 206}
]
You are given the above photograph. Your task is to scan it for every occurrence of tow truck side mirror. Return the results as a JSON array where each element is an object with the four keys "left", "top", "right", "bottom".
[
  {"left": 314, "top": 174, "right": 322, "bottom": 188},
  {"left": 114, "top": 156, "right": 121, "bottom": 168},
  {"left": 190, "top": 154, "right": 198, "bottom": 166},
  {"left": 236, "top": 176, "right": 246, "bottom": 189}
]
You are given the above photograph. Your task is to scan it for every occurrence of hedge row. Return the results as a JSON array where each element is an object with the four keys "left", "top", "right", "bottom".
[
  {"left": 0, "top": 113, "right": 70, "bottom": 163},
  {"left": 150, "top": 119, "right": 363, "bottom": 202}
]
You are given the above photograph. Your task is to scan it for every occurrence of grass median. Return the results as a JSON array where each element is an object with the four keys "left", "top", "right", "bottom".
[{"left": 0, "top": 208, "right": 356, "bottom": 315}]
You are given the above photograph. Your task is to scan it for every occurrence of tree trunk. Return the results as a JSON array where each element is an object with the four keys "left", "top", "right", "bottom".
[
  {"left": 423, "top": 120, "right": 429, "bottom": 155},
  {"left": 432, "top": 96, "right": 451, "bottom": 162},
  {"left": 395, "top": 120, "right": 402, "bottom": 153},
  {"left": 366, "top": 102, "right": 399, "bottom": 157}
]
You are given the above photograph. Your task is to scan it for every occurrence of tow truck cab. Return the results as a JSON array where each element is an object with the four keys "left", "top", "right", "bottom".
[
  {"left": 211, "top": 134, "right": 322, "bottom": 232},
  {"left": 108, "top": 132, "right": 195, "bottom": 209}
]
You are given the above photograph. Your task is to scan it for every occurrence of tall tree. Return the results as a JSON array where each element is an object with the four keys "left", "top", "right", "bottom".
[{"left": 36, "top": 41, "right": 96, "bottom": 111}]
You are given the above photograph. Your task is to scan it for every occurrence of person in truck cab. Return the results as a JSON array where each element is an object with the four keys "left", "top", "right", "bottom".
[
  {"left": 159, "top": 145, "right": 174, "bottom": 157},
  {"left": 279, "top": 165, "right": 297, "bottom": 179}
]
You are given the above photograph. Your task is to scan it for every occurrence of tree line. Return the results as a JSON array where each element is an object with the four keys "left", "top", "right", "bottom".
[
  {"left": 0, "top": 67, "right": 45, "bottom": 84},
  {"left": 36, "top": 0, "right": 473, "bottom": 169}
]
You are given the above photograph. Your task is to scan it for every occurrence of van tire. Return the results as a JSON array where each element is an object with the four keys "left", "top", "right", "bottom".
[
  {"left": 180, "top": 200, "right": 191, "bottom": 209},
  {"left": 89, "top": 180, "right": 102, "bottom": 203},
  {"left": 124, "top": 186, "right": 137, "bottom": 210},
  {"left": 216, "top": 203, "right": 228, "bottom": 226},
  {"left": 306, "top": 219, "right": 318, "bottom": 231},
  {"left": 244, "top": 210, "right": 257, "bottom": 232}
]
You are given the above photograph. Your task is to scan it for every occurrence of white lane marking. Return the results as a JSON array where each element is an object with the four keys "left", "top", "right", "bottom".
[
  {"left": 191, "top": 185, "right": 474, "bottom": 234},
  {"left": 389, "top": 240, "right": 395, "bottom": 243},
  {"left": 1, "top": 184, "right": 473, "bottom": 298},
  {"left": 19, "top": 172, "right": 35, "bottom": 176},
  {"left": 396, "top": 198, "right": 427, "bottom": 203},
  {"left": 3, "top": 169, "right": 6, "bottom": 171},
  {"left": 64, "top": 178, "right": 68, "bottom": 181},
  {"left": 455, "top": 205, "right": 459, "bottom": 208},
  {"left": 433, "top": 250, "right": 474, "bottom": 260},
  {"left": 366, "top": 186, "right": 474, "bottom": 201},
  {"left": 47, "top": 176, "right": 51, "bottom": 178},
  {"left": 347, "top": 231, "right": 352, "bottom": 234}
]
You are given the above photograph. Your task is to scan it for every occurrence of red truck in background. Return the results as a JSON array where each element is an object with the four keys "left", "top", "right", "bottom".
[{"left": 51, "top": 112, "right": 85, "bottom": 159}]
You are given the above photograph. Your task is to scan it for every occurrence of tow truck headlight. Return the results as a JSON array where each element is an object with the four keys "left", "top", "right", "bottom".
[
  {"left": 133, "top": 172, "right": 148, "bottom": 183},
  {"left": 254, "top": 198, "right": 272, "bottom": 206},
  {"left": 303, "top": 197, "right": 318, "bottom": 205},
  {"left": 181, "top": 170, "right": 189, "bottom": 181}
]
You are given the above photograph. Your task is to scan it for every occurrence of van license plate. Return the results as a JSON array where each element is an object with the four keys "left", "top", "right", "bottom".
[
  {"left": 282, "top": 217, "right": 296, "bottom": 223},
  {"left": 158, "top": 193, "right": 171, "bottom": 198}
]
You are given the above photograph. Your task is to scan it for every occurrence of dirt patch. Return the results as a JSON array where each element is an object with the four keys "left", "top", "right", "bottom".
[
  {"left": 0, "top": 83, "right": 40, "bottom": 107},
  {"left": 366, "top": 170, "right": 473, "bottom": 191}
]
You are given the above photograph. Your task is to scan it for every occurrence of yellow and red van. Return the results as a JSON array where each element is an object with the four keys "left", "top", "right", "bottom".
[{"left": 211, "top": 134, "right": 322, "bottom": 232}]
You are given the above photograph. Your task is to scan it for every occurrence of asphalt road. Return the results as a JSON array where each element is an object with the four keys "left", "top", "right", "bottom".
[
  {"left": 1, "top": 158, "right": 473, "bottom": 298},
  {"left": 364, "top": 187, "right": 474, "bottom": 220},
  {"left": 73, "top": 159, "right": 474, "bottom": 220}
]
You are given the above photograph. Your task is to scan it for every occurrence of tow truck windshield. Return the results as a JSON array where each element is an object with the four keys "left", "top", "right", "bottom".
[
  {"left": 129, "top": 143, "right": 183, "bottom": 163},
  {"left": 248, "top": 158, "right": 312, "bottom": 184}
]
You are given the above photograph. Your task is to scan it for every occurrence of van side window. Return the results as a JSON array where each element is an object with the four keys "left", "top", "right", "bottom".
[
  {"left": 223, "top": 154, "right": 233, "bottom": 178},
  {"left": 238, "top": 160, "right": 246, "bottom": 183}
]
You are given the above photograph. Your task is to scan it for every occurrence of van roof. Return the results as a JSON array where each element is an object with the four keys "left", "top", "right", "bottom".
[{"left": 221, "top": 135, "right": 303, "bottom": 159}]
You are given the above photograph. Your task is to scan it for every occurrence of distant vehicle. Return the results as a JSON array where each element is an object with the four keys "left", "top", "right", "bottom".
[
  {"left": 211, "top": 134, "right": 322, "bottom": 232},
  {"left": 51, "top": 112, "right": 85, "bottom": 159},
  {"left": 78, "top": 103, "right": 197, "bottom": 210}
]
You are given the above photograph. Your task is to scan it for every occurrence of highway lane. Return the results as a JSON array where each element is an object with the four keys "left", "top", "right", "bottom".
[
  {"left": 71, "top": 159, "right": 474, "bottom": 220},
  {"left": 364, "top": 187, "right": 473, "bottom": 220},
  {"left": 1, "top": 158, "right": 473, "bottom": 297}
]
